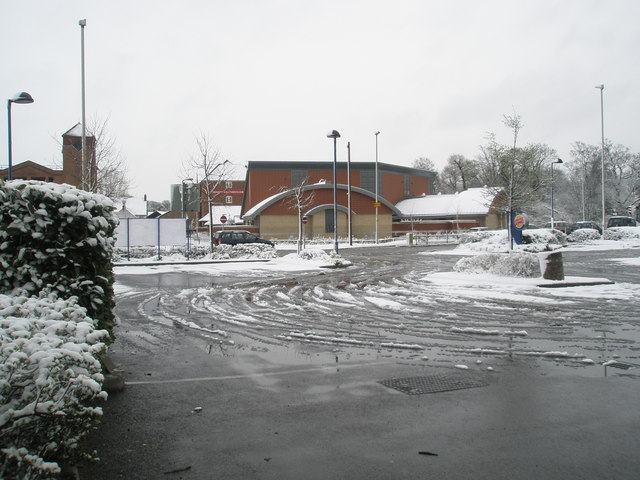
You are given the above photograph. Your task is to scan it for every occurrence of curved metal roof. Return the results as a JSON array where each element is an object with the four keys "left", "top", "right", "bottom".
[{"left": 243, "top": 183, "right": 402, "bottom": 221}]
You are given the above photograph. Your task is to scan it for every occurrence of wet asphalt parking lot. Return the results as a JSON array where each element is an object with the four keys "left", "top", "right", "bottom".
[{"left": 79, "top": 245, "right": 640, "bottom": 479}]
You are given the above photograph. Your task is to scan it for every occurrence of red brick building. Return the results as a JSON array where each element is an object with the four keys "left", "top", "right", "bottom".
[
  {"left": 0, "top": 123, "right": 95, "bottom": 188},
  {"left": 240, "top": 161, "right": 435, "bottom": 239}
]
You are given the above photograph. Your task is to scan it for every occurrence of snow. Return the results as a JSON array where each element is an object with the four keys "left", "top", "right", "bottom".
[
  {"left": 396, "top": 187, "right": 494, "bottom": 217},
  {"left": 2, "top": 198, "right": 639, "bottom": 477},
  {"left": 199, "top": 205, "right": 243, "bottom": 225}
]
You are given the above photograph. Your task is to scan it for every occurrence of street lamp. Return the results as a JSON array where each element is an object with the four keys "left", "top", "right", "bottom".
[
  {"left": 595, "top": 84, "right": 605, "bottom": 229},
  {"left": 79, "top": 19, "right": 87, "bottom": 190},
  {"left": 550, "top": 158, "right": 563, "bottom": 229},
  {"left": 326, "top": 130, "right": 340, "bottom": 254},
  {"left": 374, "top": 131, "right": 380, "bottom": 244},
  {"left": 182, "top": 178, "right": 194, "bottom": 258},
  {"left": 6, "top": 92, "right": 34, "bottom": 180}
]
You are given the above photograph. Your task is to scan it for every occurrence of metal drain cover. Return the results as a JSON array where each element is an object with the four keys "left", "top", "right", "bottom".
[{"left": 379, "top": 374, "right": 488, "bottom": 395}]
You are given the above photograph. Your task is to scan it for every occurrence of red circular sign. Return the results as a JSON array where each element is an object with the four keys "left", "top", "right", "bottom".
[
  {"left": 220, "top": 215, "right": 228, "bottom": 224},
  {"left": 513, "top": 214, "right": 525, "bottom": 229},
  {"left": 302, "top": 216, "right": 308, "bottom": 225}
]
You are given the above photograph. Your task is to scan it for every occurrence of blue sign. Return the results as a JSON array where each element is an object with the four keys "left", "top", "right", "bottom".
[{"left": 511, "top": 212, "right": 525, "bottom": 245}]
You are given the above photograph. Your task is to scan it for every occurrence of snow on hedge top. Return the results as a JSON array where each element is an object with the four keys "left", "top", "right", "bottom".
[
  {"left": 0, "top": 180, "right": 117, "bottom": 238},
  {"left": 0, "top": 180, "right": 119, "bottom": 323},
  {"left": 395, "top": 188, "right": 494, "bottom": 217}
]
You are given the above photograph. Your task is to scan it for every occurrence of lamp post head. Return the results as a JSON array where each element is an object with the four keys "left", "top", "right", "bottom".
[
  {"left": 374, "top": 131, "right": 380, "bottom": 136},
  {"left": 9, "top": 92, "right": 34, "bottom": 104},
  {"left": 595, "top": 84, "right": 604, "bottom": 90},
  {"left": 326, "top": 130, "right": 340, "bottom": 139},
  {"left": 79, "top": 19, "right": 86, "bottom": 27},
  {"left": 554, "top": 158, "right": 563, "bottom": 164}
]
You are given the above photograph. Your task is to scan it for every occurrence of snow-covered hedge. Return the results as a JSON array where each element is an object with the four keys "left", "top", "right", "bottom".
[
  {"left": 567, "top": 228, "right": 601, "bottom": 243},
  {"left": 0, "top": 292, "right": 108, "bottom": 480},
  {"left": 603, "top": 226, "right": 640, "bottom": 241},
  {"left": 457, "top": 229, "right": 565, "bottom": 253},
  {"left": 522, "top": 228, "right": 567, "bottom": 246},
  {"left": 207, "top": 243, "right": 277, "bottom": 260},
  {"left": 0, "top": 181, "right": 119, "bottom": 336},
  {"left": 296, "top": 248, "right": 351, "bottom": 267},
  {"left": 453, "top": 252, "right": 541, "bottom": 277}
]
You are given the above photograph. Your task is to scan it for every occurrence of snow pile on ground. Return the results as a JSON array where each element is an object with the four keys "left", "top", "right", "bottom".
[
  {"left": 453, "top": 252, "right": 541, "bottom": 277},
  {"left": 567, "top": 228, "right": 601, "bottom": 243},
  {"left": 207, "top": 243, "right": 277, "bottom": 260},
  {"left": 0, "top": 292, "right": 108, "bottom": 480},
  {"left": 457, "top": 229, "right": 565, "bottom": 253},
  {"left": 295, "top": 248, "right": 352, "bottom": 267},
  {"left": 603, "top": 226, "right": 640, "bottom": 241}
]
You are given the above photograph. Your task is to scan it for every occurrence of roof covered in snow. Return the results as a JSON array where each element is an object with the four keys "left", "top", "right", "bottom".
[
  {"left": 200, "top": 205, "right": 243, "bottom": 225},
  {"left": 395, "top": 188, "right": 496, "bottom": 218},
  {"left": 62, "top": 122, "right": 94, "bottom": 138},
  {"left": 114, "top": 197, "right": 148, "bottom": 217}
]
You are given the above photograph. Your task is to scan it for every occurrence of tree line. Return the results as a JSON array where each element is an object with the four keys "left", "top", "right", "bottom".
[{"left": 413, "top": 113, "right": 640, "bottom": 226}]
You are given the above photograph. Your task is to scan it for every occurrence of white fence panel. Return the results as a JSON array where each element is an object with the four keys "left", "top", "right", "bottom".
[{"left": 115, "top": 218, "right": 187, "bottom": 247}]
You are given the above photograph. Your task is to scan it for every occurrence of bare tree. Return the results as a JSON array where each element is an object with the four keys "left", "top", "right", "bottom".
[
  {"left": 181, "top": 133, "right": 232, "bottom": 249},
  {"left": 477, "top": 115, "right": 556, "bottom": 247},
  {"left": 412, "top": 157, "right": 440, "bottom": 193},
  {"left": 84, "top": 116, "right": 132, "bottom": 198},
  {"left": 439, "top": 154, "right": 480, "bottom": 193},
  {"left": 568, "top": 140, "right": 640, "bottom": 219},
  {"left": 281, "top": 177, "right": 316, "bottom": 253}
]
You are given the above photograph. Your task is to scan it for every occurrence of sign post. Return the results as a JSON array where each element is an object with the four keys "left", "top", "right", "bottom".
[
  {"left": 511, "top": 212, "right": 525, "bottom": 245},
  {"left": 300, "top": 215, "right": 308, "bottom": 251}
]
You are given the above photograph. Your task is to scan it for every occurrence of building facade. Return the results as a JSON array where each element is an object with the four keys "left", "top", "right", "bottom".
[
  {"left": 240, "top": 161, "right": 435, "bottom": 239},
  {"left": 0, "top": 123, "right": 96, "bottom": 189}
]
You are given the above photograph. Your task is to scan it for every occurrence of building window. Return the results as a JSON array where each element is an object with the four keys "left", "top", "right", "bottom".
[
  {"left": 325, "top": 209, "right": 334, "bottom": 234},
  {"left": 361, "top": 169, "right": 382, "bottom": 197},
  {"left": 225, "top": 180, "right": 233, "bottom": 189},
  {"left": 404, "top": 175, "right": 411, "bottom": 196},
  {"left": 291, "top": 169, "right": 308, "bottom": 187},
  {"left": 226, "top": 195, "right": 233, "bottom": 204}
]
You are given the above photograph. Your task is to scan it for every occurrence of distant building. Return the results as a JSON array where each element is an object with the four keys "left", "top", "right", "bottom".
[
  {"left": 395, "top": 188, "right": 504, "bottom": 231},
  {"left": 0, "top": 123, "right": 96, "bottom": 188},
  {"left": 240, "top": 160, "right": 435, "bottom": 239}
]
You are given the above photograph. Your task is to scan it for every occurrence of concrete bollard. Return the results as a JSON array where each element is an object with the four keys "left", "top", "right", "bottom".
[{"left": 539, "top": 251, "right": 564, "bottom": 280}]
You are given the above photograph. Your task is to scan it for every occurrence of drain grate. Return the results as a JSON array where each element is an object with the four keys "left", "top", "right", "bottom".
[
  {"left": 379, "top": 374, "right": 488, "bottom": 395},
  {"left": 604, "top": 361, "right": 638, "bottom": 370}
]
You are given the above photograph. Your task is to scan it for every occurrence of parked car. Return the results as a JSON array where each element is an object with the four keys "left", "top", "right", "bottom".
[
  {"left": 606, "top": 216, "right": 637, "bottom": 228},
  {"left": 544, "top": 221, "right": 571, "bottom": 234},
  {"left": 569, "top": 221, "right": 602, "bottom": 235},
  {"left": 212, "top": 230, "right": 274, "bottom": 247}
]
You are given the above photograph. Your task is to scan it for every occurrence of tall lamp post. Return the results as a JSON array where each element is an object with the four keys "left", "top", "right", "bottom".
[
  {"left": 6, "top": 92, "right": 34, "bottom": 180},
  {"left": 79, "top": 19, "right": 87, "bottom": 190},
  {"left": 347, "top": 141, "right": 352, "bottom": 246},
  {"left": 327, "top": 130, "right": 341, "bottom": 254},
  {"left": 550, "top": 158, "right": 563, "bottom": 228},
  {"left": 374, "top": 131, "right": 380, "bottom": 243},
  {"left": 595, "top": 84, "right": 605, "bottom": 229},
  {"left": 182, "top": 178, "right": 194, "bottom": 259}
]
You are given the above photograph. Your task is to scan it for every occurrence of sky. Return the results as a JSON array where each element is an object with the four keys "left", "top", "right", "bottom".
[{"left": 2, "top": 0, "right": 639, "bottom": 202}]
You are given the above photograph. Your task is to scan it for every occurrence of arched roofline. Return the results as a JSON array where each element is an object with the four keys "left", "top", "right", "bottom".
[
  {"left": 243, "top": 183, "right": 402, "bottom": 221},
  {"left": 305, "top": 204, "right": 353, "bottom": 216}
]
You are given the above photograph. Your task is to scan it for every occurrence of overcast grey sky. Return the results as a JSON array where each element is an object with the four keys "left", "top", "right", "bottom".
[{"left": 2, "top": 0, "right": 639, "bottom": 201}]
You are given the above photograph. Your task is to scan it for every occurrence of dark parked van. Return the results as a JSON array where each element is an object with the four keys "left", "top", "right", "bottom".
[
  {"left": 212, "top": 230, "right": 274, "bottom": 247},
  {"left": 606, "top": 216, "right": 637, "bottom": 228}
]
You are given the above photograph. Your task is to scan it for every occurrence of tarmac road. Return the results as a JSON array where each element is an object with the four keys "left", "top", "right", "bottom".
[{"left": 78, "top": 245, "right": 640, "bottom": 479}]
